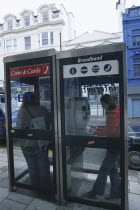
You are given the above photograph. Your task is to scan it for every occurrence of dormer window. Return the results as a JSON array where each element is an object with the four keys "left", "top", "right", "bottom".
[
  {"left": 7, "top": 20, "right": 13, "bottom": 30},
  {"left": 42, "top": 11, "right": 49, "bottom": 22},
  {"left": 130, "top": 8, "right": 140, "bottom": 17},
  {"left": 24, "top": 16, "right": 30, "bottom": 27},
  {"left": 52, "top": 10, "right": 60, "bottom": 19}
]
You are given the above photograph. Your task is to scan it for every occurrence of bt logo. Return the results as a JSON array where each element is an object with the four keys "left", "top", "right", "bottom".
[{"left": 104, "top": 64, "right": 112, "bottom": 72}]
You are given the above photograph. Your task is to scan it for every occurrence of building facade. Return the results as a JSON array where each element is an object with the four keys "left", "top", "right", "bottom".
[
  {"left": 123, "top": 6, "right": 140, "bottom": 118},
  {"left": 63, "top": 30, "right": 123, "bottom": 50},
  {"left": 0, "top": 3, "right": 75, "bottom": 80}
]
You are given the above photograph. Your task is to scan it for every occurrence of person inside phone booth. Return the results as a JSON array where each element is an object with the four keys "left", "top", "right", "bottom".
[
  {"left": 17, "top": 91, "right": 52, "bottom": 195},
  {"left": 83, "top": 94, "right": 121, "bottom": 200}
]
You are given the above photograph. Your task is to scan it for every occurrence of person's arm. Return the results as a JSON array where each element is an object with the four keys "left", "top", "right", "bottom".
[
  {"left": 94, "top": 111, "right": 120, "bottom": 137},
  {"left": 42, "top": 107, "right": 51, "bottom": 129},
  {"left": 17, "top": 108, "right": 30, "bottom": 129}
]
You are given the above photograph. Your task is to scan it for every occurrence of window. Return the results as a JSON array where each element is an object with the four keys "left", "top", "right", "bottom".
[
  {"left": 38, "top": 34, "right": 40, "bottom": 47},
  {"left": 6, "top": 39, "right": 12, "bottom": 52},
  {"left": 130, "top": 8, "right": 140, "bottom": 17},
  {"left": 132, "top": 36, "right": 140, "bottom": 46},
  {"left": 24, "top": 16, "right": 30, "bottom": 27},
  {"left": 42, "top": 12, "right": 49, "bottom": 22},
  {"left": 50, "top": 32, "right": 54, "bottom": 45},
  {"left": 52, "top": 10, "right": 60, "bottom": 19},
  {"left": 132, "top": 30, "right": 140, "bottom": 35},
  {"left": 14, "top": 39, "right": 17, "bottom": 50},
  {"left": 24, "top": 36, "right": 31, "bottom": 50},
  {"left": 42, "top": 32, "right": 48, "bottom": 45},
  {"left": 133, "top": 59, "right": 140, "bottom": 77},
  {"left": 7, "top": 20, "right": 13, "bottom": 30}
]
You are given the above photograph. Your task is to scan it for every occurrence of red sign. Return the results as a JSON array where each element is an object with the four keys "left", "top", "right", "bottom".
[{"left": 9, "top": 63, "right": 50, "bottom": 79}]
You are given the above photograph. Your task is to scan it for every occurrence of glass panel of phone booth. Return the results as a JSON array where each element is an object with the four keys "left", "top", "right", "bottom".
[
  {"left": 9, "top": 64, "right": 54, "bottom": 194},
  {"left": 63, "top": 61, "right": 121, "bottom": 205}
]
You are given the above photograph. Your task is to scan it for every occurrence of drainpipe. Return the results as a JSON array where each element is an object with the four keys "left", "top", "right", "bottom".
[{"left": 60, "top": 32, "right": 62, "bottom": 51}]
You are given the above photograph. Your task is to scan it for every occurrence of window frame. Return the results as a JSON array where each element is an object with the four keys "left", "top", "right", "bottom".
[
  {"left": 7, "top": 20, "right": 13, "bottom": 30},
  {"left": 42, "top": 11, "right": 49, "bottom": 23},
  {"left": 42, "top": 32, "right": 48, "bottom": 45},
  {"left": 133, "top": 58, "right": 140, "bottom": 78},
  {"left": 24, "top": 36, "right": 31, "bottom": 50},
  {"left": 50, "top": 32, "right": 54, "bottom": 45},
  {"left": 6, "top": 39, "right": 12, "bottom": 52},
  {"left": 14, "top": 39, "right": 17, "bottom": 51},
  {"left": 130, "top": 8, "right": 140, "bottom": 17},
  {"left": 24, "top": 16, "right": 30, "bottom": 27},
  {"left": 132, "top": 35, "right": 140, "bottom": 47}
]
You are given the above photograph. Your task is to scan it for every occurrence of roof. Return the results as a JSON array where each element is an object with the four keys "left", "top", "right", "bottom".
[{"left": 63, "top": 30, "right": 122, "bottom": 47}]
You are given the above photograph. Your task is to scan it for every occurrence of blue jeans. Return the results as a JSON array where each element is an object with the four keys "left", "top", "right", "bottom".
[
  {"left": 92, "top": 149, "right": 121, "bottom": 196},
  {"left": 21, "top": 146, "right": 51, "bottom": 193}
]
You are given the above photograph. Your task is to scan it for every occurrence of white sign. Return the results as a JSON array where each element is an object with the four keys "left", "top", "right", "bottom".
[{"left": 63, "top": 60, "right": 119, "bottom": 78}]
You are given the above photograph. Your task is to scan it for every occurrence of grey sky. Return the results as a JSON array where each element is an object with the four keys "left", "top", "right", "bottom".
[
  {"left": 0, "top": 0, "right": 139, "bottom": 35},
  {"left": 0, "top": 0, "right": 137, "bottom": 36}
]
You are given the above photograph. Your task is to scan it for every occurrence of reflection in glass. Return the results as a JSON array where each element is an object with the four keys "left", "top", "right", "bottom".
[
  {"left": 11, "top": 76, "right": 53, "bottom": 195},
  {"left": 13, "top": 139, "right": 54, "bottom": 193},
  {"left": 66, "top": 146, "right": 121, "bottom": 205},
  {"left": 11, "top": 76, "right": 51, "bottom": 129},
  {"left": 64, "top": 75, "right": 121, "bottom": 205},
  {"left": 64, "top": 76, "right": 120, "bottom": 137}
]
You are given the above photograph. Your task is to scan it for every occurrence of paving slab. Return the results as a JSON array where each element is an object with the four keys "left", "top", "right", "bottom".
[
  {"left": 128, "top": 174, "right": 139, "bottom": 182},
  {"left": 0, "top": 177, "right": 9, "bottom": 188},
  {"left": 68, "top": 203, "right": 106, "bottom": 210},
  {"left": 25, "top": 198, "right": 58, "bottom": 210},
  {"left": 129, "top": 193, "right": 140, "bottom": 210},
  {"left": 0, "top": 186, "right": 11, "bottom": 202},
  {"left": 129, "top": 181, "right": 140, "bottom": 194},
  {"left": 7, "top": 192, "right": 33, "bottom": 205},
  {"left": 0, "top": 198, "right": 27, "bottom": 210},
  {"left": 128, "top": 170, "right": 138, "bottom": 177},
  {"left": 0, "top": 171, "right": 8, "bottom": 179}
]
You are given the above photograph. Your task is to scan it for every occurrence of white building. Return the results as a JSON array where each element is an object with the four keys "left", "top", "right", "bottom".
[
  {"left": 0, "top": 3, "right": 75, "bottom": 80},
  {"left": 63, "top": 30, "right": 123, "bottom": 51},
  {"left": 116, "top": 0, "right": 126, "bottom": 31}
]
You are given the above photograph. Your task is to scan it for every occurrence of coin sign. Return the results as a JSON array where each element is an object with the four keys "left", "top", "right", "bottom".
[
  {"left": 104, "top": 64, "right": 112, "bottom": 72},
  {"left": 69, "top": 67, "right": 77, "bottom": 75},
  {"left": 92, "top": 65, "right": 100, "bottom": 73},
  {"left": 80, "top": 66, "right": 88, "bottom": 74}
]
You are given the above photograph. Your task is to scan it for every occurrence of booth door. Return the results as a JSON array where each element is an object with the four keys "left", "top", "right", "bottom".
[
  {"left": 59, "top": 56, "right": 126, "bottom": 209},
  {"left": 7, "top": 60, "right": 56, "bottom": 196}
]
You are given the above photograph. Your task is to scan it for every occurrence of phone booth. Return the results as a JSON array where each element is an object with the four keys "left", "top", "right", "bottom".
[
  {"left": 4, "top": 49, "right": 60, "bottom": 201},
  {"left": 56, "top": 43, "right": 128, "bottom": 210}
]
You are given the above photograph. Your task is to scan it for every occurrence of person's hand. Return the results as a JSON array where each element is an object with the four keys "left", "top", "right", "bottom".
[
  {"left": 88, "top": 140, "right": 95, "bottom": 145},
  {"left": 90, "top": 125, "right": 98, "bottom": 129},
  {"left": 89, "top": 125, "right": 98, "bottom": 134}
]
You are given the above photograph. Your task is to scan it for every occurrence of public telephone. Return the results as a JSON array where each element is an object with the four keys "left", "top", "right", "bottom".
[
  {"left": 65, "top": 97, "right": 90, "bottom": 135},
  {"left": 4, "top": 45, "right": 128, "bottom": 210}
]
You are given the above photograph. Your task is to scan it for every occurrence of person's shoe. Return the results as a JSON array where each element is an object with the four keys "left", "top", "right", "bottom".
[
  {"left": 105, "top": 194, "right": 121, "bottom": 200},
  {"left": 82, "top": 190, "right": 97, "bottom": 199}
]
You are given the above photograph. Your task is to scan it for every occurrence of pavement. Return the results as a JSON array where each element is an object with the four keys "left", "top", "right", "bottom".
[{"left": 0, "top": 145, "right": 140, "bottom": 210}]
